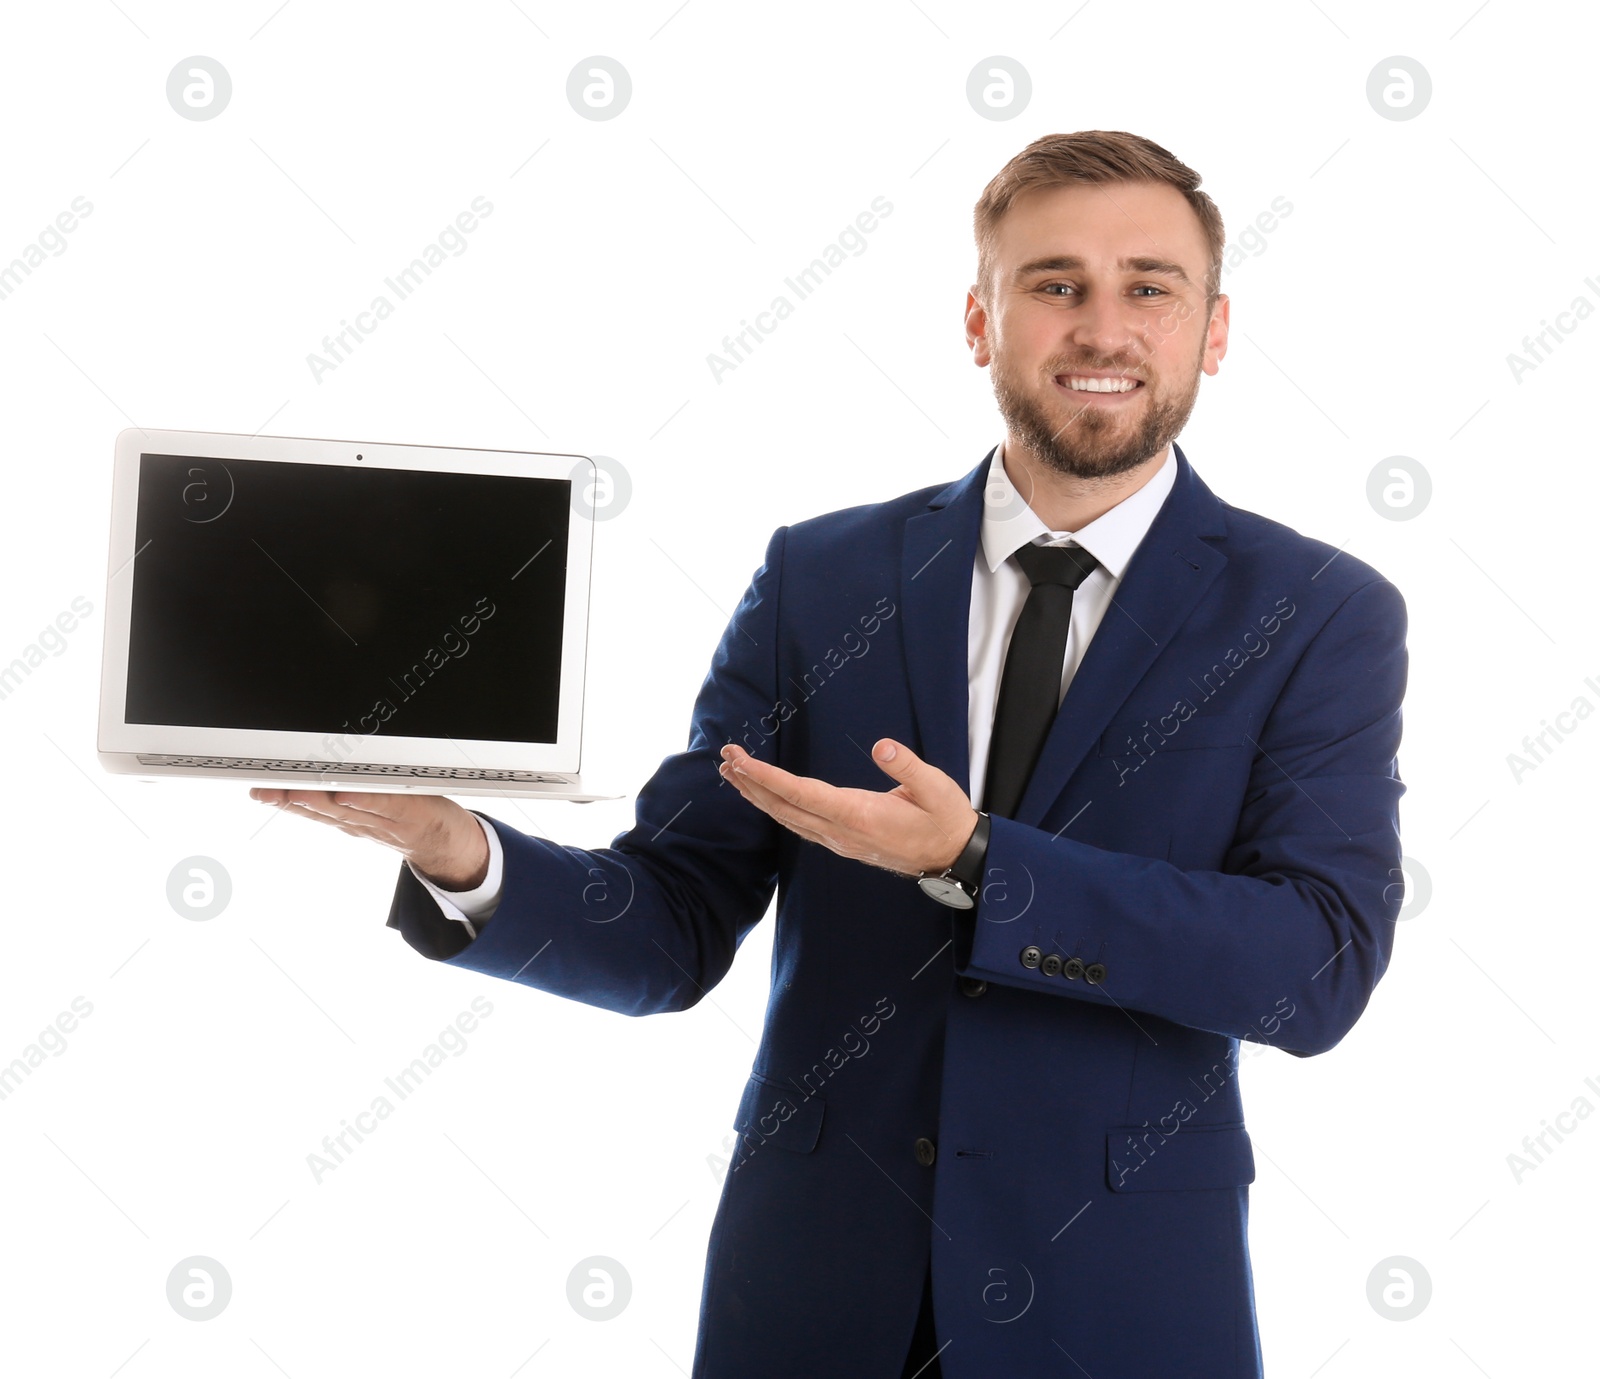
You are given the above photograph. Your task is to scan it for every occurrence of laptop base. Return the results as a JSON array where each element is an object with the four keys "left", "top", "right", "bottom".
[{"left": 99, "top": 753, "right": 619, "bottom": 801}]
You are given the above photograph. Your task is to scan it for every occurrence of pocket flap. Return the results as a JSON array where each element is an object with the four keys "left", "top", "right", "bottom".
[
  {"left": 733, "top": 1072, "right": 825, "bottom": 1154},
  {"left": 1098, "top": 709, "right": 1255, "bottom": 757},
  {"left": 1106, "top": 1122, "right": 1255, "bottom": 1191}
]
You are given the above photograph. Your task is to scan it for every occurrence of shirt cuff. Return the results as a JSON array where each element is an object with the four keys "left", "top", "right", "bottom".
[{"left": 405, "top": 812, "right": 504, "bottom": 939}]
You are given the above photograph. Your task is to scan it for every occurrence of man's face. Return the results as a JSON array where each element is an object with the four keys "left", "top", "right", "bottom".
[{"left": 966, "top": 180, "right": 1228, "bottom": 483}]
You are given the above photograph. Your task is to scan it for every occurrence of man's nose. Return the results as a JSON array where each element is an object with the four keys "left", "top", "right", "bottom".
[{"left": 1061, "top": 290, "right": 1148, "bottom": 368}]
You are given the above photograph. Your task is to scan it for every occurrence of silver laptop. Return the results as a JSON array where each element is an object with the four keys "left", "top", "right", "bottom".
[{"left": 98, "top": 427, "right": 613, "bottom": 800}]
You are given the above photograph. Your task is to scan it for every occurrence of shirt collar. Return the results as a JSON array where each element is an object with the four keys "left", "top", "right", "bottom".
[{"left": 980, "top": 439, "right": 1178, "bottom": 580}]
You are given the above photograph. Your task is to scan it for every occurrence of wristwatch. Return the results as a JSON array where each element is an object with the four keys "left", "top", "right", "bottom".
[{"left": 916, "top": 812, "right": 991, "bottom": 909}]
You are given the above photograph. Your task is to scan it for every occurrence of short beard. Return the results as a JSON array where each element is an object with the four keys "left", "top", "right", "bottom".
[{"left": 991, "top": 336, "right": 1206, "bottom": 482}]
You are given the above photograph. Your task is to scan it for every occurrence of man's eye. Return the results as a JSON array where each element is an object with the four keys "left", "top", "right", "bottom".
[{"left": 1039, "top": 283, "right": 1167, "bottom": 297}]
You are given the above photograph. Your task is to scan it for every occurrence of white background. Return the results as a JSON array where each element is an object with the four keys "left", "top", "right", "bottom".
[{"left": 0, "top": 1, "right": 1594, "bottom": 1375}]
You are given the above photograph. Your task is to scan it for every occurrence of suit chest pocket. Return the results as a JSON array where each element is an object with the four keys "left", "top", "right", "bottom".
[{"left": 1097, "top": 708, "right": 1255, "bottom": 760}]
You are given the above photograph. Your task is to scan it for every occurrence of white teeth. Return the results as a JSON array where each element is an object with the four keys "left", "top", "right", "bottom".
[{"left": 1063, "top": 375, "right": 1139, "bottom": 393}]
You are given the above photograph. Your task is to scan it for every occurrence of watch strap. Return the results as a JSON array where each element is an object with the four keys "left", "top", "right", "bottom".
[{"left": 948, "top": 810, "right": 990, "bottom": 887}]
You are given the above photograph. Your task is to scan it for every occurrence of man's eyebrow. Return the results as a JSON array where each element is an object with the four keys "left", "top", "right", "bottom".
[{"left": 1011, "top": 254, "right": 1195, "bottom": 287}]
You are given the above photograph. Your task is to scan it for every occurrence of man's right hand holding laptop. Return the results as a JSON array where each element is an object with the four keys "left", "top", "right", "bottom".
[{"left": 250, "top": 789, "right": 491, "bottom": 891}]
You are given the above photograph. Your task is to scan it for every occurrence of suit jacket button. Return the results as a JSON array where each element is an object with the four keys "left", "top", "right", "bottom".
[
  {"left": 1040, "top": 953, "right": 1064, "bottom": 977},
  {"left": 959, "top": 977, "right": 988, "bottom": 997},
  {"left": 1084, "top": 962, "right": 1107, "bottom": 984},
  {"left": 1062, "top": 957, "right": 1086, "bottom": 981},
  {"left": 914, "top": 1137, "right": 937, "bottom": 1166},
  {"left": 1020, "top": 945, "right": 1043, "bottom": 969}
]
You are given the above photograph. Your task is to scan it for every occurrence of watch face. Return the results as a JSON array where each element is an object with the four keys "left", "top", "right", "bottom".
[{"left": 917, "top": 874, "right": 975, "bottom": 909}]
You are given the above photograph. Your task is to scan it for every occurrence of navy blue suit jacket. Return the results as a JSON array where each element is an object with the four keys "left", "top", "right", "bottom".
[{"left": 387, "top": 443, "right": 1408, "bottom": 1378}]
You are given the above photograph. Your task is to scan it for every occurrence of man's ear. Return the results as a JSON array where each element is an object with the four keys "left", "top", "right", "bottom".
[
  {"left": 965, "top": 288, "right": 992, "bottom": 367},
  {"left": 1202, "top": 292, "right": 1229, "bottom": 376}
]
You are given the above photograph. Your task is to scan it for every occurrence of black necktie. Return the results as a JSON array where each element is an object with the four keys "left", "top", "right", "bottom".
[{"left": 982, "top": 542, "right": 1100, "bottom": 818}]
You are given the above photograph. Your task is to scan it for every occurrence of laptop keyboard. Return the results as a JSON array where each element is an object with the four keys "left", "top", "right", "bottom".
[{"left": 135, "top": 754, "right": 565, "bottom": 783}]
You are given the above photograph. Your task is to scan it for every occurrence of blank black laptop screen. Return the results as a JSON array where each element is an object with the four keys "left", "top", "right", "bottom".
[{"left": 125, "top": 453, "right": 570, "bottom": 745}]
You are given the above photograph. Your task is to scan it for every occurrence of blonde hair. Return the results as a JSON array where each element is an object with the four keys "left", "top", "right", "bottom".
[{"left": 974, "top": 130, "right": 1225, "bottom": 309}]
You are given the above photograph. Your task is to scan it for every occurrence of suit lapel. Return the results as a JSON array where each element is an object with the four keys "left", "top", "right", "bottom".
[
  {"left": 897, "top": 444, "right": 1231, "bottom": 820},
  {"left": 900, "top": 454, "right": 989, "bottom": 798}
]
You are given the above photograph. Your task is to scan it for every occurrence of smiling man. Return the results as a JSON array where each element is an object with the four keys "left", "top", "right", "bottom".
[
  {"left": 255, "top": 131, "right": 1408, "bottom": 1379},
  {"left": 985, "top": 192, "right": 1219, "bottom": 501}
]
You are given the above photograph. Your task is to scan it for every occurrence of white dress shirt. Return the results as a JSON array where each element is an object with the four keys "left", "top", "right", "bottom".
[{"left": 412, "top": 440, "right": 1178, "bottom": 936}]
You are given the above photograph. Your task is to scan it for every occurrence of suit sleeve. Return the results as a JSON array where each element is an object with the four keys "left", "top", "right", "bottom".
[
  {"left": 951, "top": 577, "right": 1409, "bottom": 1057},
  {"left": 404, "top": 814, "right": 505, "bottom": 939},
  {"left": 385, "top": 528, "right": 788, "bottom": 1016}
]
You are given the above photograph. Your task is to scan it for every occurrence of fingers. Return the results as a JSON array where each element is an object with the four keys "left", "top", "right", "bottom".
[
  {"left": 721, "top": 766, "right": 906, "bottom": 871},
  {"left": 251, "top": 788, "right": 421, "bottom": 846},
  {"left": 250, "top": 787, "right": 342, "bottom": 808},
  {"left": 250, "top": 786, "right": 414, "bottom": 813},
  {"left": 251, "top": 783, "right": 478, "bottom": 873},
  {"left": 719, "top": 755, "right": 841, "bottom": 844},
  {"left": 870, "top": 738, "right": 929, "bottom": 791},
  {"left": 718, "top": 738, "right": 968, "bottom": 877},
  {"left": 720, "top": 744, "right": 846, "bottom": 818},
  {"left": 272, "top": 797, "right": 404, "bottom": 845},
  {"left": 250, "top": 787, "right": 448, "bottom": 831},
  {"left": 327, "top": 792, "right": 421, "bottom": 816}
]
